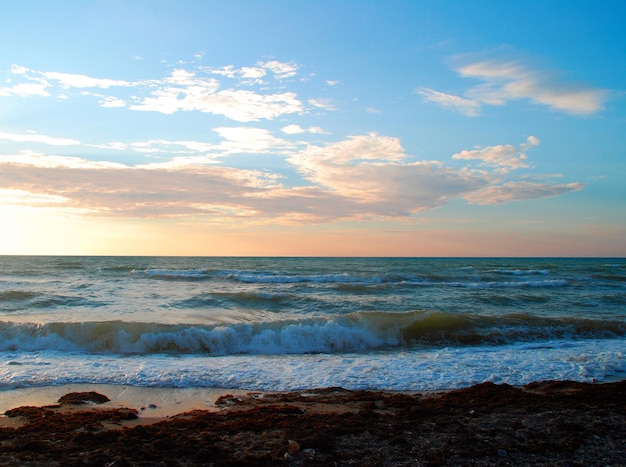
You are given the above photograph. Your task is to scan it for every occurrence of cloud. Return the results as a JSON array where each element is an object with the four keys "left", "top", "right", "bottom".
[
  {"left": 129, "top": 69, "right": 303, "bottom": 121},
  {"left": 3, "top": 61, "right": 311, "bottom": 122},
  {"left": 0, "top": 82, "right": 50, "bottom": 97},
  {"left": 1, "top": 65, "right": 133, "bottom": 97},
  {"left": 287, "top": 133, "right": 488, "bottom": 214},
  {"left": 457, "top": 60, "right": 608, "bottom": 115},
  {"left": 417, "top": 88, "right": 481, "bottom": 116},
  {"left": 0, "top": 131, "right": 80, "bottom": 146},
  {"left": 212, "top": 127, "right": 294, "bottom": 154},
  {"left": 238, "top": 66, "right": 266, "bottom": 84},
  {"left": 41, "top": 71, "right": 133, "bottom": 89},
  {"left": 0, "top": 156, "right": 284, "bottom": 218},
  {"left": 203, "top": 60, "right": 298, "bottom": 82},
  {"left": 99, "top": 97, "right": 127, "bottom": 108},
  {"left": 422, "top": 58, "right": 608, "bottom": 116},
  {"left": 0, "top": 133, "right": 585, "bottom": 223},
  {"left": 308, "top": 98, "right": 336, "bottom": 110},
  {"left": 281, "top": 124, "right": 327, "bottom": 135},
  {"left": 452, "top": 136, "right": 539, "bottom": 172},
  {"left": 1, "top": 151, "right": 126, "bottom": 169},
  {"left": 260, "top": 60, "right": 299, "bottom": 79},
  {"left": 465, "top": 180, "right": 585, "bottom": 205}
]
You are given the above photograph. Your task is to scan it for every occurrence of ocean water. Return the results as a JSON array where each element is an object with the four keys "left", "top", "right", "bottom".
[{"left": 0, "top": 256, "right": 625, "bottom": 392}]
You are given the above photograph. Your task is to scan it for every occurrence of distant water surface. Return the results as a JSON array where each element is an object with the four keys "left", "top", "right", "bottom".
[{"left": 1, "top": 256, "right": 624, "bottom": 391}]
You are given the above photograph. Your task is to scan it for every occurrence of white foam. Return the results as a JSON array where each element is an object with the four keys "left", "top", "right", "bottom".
[{"left": 2, "top": 338, "right": 624, "bottom": 392}]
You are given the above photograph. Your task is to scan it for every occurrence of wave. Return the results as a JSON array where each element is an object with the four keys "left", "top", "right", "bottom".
[
  {"left": 443, "top": 279, "right": 567, "bottom": 288},
  {"left": 138, "top": 268, "right": 209, "bottom": 280},
  {"left": 1, "top": 311, "right": 623, "bottom": 356},
  {"left": 492, "top": 268, "right": 550, "bottom": 275},
  {"left": 172, "top": 291, "right": 296, "bottom": 309},
  {"left": 224, "top": 271, "right": 408, "bottom": 284},
  {"left": 592, "top": 274, "right": 626, "bottom": 282},
  {"left": 0, "top": 290, "right": 101, "bottom": 310},
  {"left": 131, "top": 267, "right": 569, "bottom": 289}
]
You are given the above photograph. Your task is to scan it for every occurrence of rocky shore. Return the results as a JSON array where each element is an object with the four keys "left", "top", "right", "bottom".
[{"left": 1, "top": 380, "right": 624, "bottom": 466}]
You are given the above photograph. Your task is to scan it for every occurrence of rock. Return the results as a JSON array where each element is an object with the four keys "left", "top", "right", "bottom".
[
  {"left": 374, "top": 400, "right": 387, "bottom": 410},
  {"left": 287, "top": 439, "right": 300, "bottom": 454},
  {"left": 57, "top": 392, "right": 110, "bottom": 405}
]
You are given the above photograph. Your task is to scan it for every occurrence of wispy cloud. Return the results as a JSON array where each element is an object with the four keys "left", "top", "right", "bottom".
[
  {"left": 41, "top": 71, "right": 133, "bottom": 89},
  {"left": 458, "top": 60, "right": 607, "bottom": 115},
  {"left": 0, "top": 131, "right": 80, "bottom": 146},
  {"left": 465, "top": 180, "right": 585, "bottom": 205},
  {"left": 420, "top": 57, "right": 608, "bottom": 116},
  {"left": 308, "top": 98, "right": 336, "bottom": 111},
  {"left": 416, "top": 88, "right": 481, "bottom": 116}
]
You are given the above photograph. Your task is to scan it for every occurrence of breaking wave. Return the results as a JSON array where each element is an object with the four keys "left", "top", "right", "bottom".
[{"left": 1, "top": 311, "right": 623, "bottom": 356}]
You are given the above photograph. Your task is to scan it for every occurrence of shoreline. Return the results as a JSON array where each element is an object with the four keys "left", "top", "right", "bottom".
[
  {"left": 0, "top": 384, "right": 253, "bottom": 423},
  {"left": 1, "top": 379, "right": 625, "bottom": 465},
  {"left": 2, "top": 375, "right": 625, "bottom": 417}
]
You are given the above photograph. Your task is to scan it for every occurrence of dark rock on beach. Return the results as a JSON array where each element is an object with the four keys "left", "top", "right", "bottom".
[
  {"left": 0, "top": 380, "right": 625, "bottom": 466},
  {"left": 57, "top": 391, "right": 111, "bottom": 405}
]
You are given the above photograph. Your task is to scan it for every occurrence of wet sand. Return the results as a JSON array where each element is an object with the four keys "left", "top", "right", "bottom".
[{"left": 1, "top": 380, "right": 625, "bottom": 466}]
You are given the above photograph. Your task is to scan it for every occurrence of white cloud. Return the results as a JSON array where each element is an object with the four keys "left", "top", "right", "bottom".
[
  {"left": 1, "top": 151, "right": 125, "bottom": 169},
  {"left": 281, "top": 124, "right": 327, "bottom": 135},
  {"left": 261, "top": 60, "right": 299, "bottom": 79},
  {"left": 204, "top": 61, "right": 298, "bottom": 82},
  {"left": 239, "top": 66, "right": 266, "bottom": 82},
  {"left": 105, "top": 127, "right": 293, "bottom": 160},
  {"left": 417, "top": 88, "right": 481, "bottom": 116},
  {"left": 457, "top": 60, "right": 608, "bottom": 115},
  {"left": 308, "top": 98, "right": 336, "bottom": 110},
  {"left": 0, "top": 131, "right": 80, "bottom": 146},
  {"left": 205, "top": 65, "right": 236, "bottom": 79},
  {"left": 129, "top": 68, "right": 303, "bottom": 121},
  {"left": 2, "top": 60, "right": 323, "bottom": 122},
  {"left": 213, "top": 127, "right": 293, "bottom": 154},
  {"left": 0, "top": 81, "right": 50, "bottom": 97},
  {"left": 42, "top": 71, "right": 133, "bottom": 89},
  {"left": 282, "top": 124, "right": 306, "bottom": 134},
  {"left": 99, "top": 97, "right": 127, "bottom": 108},
  {"left": 87, "top": 142, "right": 128, "bottom": 150},
  {"left": 452, "top": 136, "right": 539, "bottom": 172},
  {"left": 9, "top": 65, "right": 29, "bottom": 75}
]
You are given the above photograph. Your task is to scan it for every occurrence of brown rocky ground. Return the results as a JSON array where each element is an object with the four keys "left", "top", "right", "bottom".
[{"left": 0, "top": 380, "right": 624, "bottom": 466}]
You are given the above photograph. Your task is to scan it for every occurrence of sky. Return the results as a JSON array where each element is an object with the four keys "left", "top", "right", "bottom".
[{"left": 0, "top": 0, "right": 625, "bottom": 256}]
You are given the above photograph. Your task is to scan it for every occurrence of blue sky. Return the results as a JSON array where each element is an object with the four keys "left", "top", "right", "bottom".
[{"left": 1, "top": 0, "right": 624, "bottom": 256}]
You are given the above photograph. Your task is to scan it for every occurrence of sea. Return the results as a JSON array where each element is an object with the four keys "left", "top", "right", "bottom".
[{"left": 1, "top": 256, "right": 625, "bottom": 392}]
